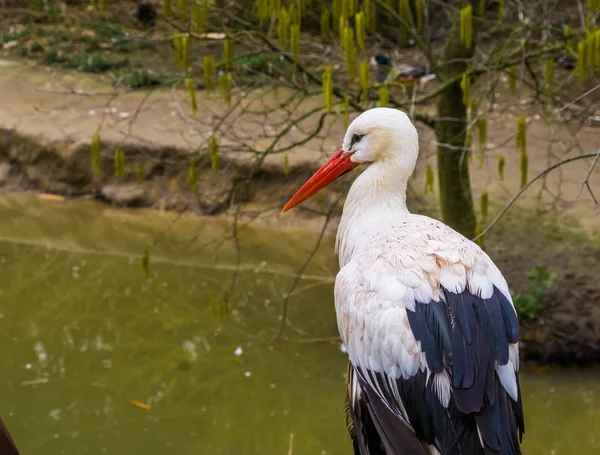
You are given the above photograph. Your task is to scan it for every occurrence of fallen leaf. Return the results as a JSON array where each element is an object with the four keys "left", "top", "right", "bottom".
[
  {"left": 36, "top": 193, "right": 65, "bottom": 202},
  {"left": 129, "top": 400, "right": 151, "bottom": 410}
]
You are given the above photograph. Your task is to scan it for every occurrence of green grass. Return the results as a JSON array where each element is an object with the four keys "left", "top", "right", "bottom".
[
  {"left": 116, "top": 68, "right": 163, "bottom": 89},
  {"left": 67, "top": 52, "right": 127, "bottom": 73},
  {"left": 513, "top": 265, "right": 557, "bottom": 321}
]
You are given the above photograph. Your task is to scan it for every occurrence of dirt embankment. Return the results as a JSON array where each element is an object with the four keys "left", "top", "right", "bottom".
[{"left": 1, "top": 59, "right": 600, "bottom": 365}]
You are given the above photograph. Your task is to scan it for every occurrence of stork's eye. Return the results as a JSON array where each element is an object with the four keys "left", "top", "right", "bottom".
[{"left": 350, "top": 134, "right": 364, "bottom": 149}]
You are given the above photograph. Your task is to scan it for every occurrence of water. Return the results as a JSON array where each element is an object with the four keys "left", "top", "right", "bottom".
[{"left": 0, "top": 193, "right": 598, "bottom": 454}]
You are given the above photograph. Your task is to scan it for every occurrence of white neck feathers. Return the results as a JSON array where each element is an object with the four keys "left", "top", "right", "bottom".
[{"left": 336, "top": 158, "right": 414, "bottom": 267}]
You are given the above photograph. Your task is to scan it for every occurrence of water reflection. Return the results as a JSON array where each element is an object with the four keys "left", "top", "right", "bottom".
[{"left": 0, "top": 193, "right": 598, "bottom": 454}]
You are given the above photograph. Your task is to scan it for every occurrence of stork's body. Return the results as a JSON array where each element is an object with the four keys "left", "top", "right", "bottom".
[{"left": 282, "top": 108, "right": 524, "bottom": 454}]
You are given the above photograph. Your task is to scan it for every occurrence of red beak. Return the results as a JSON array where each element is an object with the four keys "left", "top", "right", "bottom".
[{"left": 281, "top": 149, "right": 358, "bottom": 213}]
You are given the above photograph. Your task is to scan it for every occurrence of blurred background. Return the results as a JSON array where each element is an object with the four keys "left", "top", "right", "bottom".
[{"left": 1, "top": 0, "right": 599, "bottom": 454}]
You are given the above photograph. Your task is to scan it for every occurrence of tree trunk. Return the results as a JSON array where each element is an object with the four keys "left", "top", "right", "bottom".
[{"left": 434, "top": 1, "right": 480, "bottom": 239}]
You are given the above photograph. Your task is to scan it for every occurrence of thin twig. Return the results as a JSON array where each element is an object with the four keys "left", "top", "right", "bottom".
[
  {"left": 576, "top": 148, "right": 600, "bottom": 203},
  {"left": 559, "top": 84, "right": 600, "bottom": 112},
  {"left": 274, "top": 193, "right": 342, "bottom": 341},
  {"left": 474, "top": 153, "right": 600, "bottom": 241}
]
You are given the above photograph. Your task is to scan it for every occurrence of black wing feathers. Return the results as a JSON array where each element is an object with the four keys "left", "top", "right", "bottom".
[
  {"left": 350, "top": 285, "right": 524, "bottom": 455},
  {"left": 346, "top": 364, "right": 386, "bottom": 455},
  {"left": 406, "top": 300, "right": 452, "bottom": 373},
  {"left": 355, "top": 369, "right": 434, "bottom": 455}
]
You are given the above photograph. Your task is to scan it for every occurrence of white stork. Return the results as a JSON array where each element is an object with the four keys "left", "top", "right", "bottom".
[{"left": 282, "top": 108, "right": 524, "bottom": 455}]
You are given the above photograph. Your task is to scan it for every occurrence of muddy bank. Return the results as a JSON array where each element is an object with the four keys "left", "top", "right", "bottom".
[{"left": 0, "top": 127, "right": 323, "bottom": 215}]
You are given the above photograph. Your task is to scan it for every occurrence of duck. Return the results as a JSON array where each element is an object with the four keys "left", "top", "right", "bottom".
[{"left": 370, "top": 53, "right": 436, "bottom": 88}]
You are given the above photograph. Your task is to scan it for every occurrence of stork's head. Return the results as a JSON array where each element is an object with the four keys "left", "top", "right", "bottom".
[{"left": 282, "top": 107, "right": 418, "bottom": 213}]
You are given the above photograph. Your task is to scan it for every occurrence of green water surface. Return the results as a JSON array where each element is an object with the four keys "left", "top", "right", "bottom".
[{"left": 0, "top": 193, "right": 598, "bottom": 454}]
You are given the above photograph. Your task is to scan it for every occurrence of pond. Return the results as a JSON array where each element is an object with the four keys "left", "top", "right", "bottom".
[{"left": 0, "top": 193, "right": 598, "bottom": 455}]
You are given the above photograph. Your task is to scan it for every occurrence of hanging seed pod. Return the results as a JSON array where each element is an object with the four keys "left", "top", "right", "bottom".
[
  {"left": 290, "top": 24, "right": 300, "bottom": 63},
  {"left": 192, "top": 3, "right": 208, "bottom": 32},
  {"left": 365, "top": 0, "right": 376, "bottom": 32},
  {"left": 344, "top": 26, "right": 357, "bottom": 79},
  {"left": 178, "top": 0, "right": 187, "bottom": 20},
  {"left": 181, "top": 34, "right": 189, "bottom": 75},
  {"left": 480, "top": 190, "right": 489, "bottom": 221},
  {"left": 587, "top": 33, "right": 595, "bottom": 70},
  {"left": 545, "top": 58, "right": 554, "bottom": 85},
  {"left": 355, "top": 12, "right": 366, "bottom": 51},
  {"left": 475, "top": 224, "right": 485, "bottom": 249},
  {"left": 278, "top": 7, "right": 290, "bottom": 49},
  {"left": 255, "top": 0, "right": 269, "bottom": 25},
  {"left": 224, "top": 39, "right": 233, "bottom": 72},
  {"left": 203, "top": 56, "right": 216, "bottom": 89},
  {"left": 346, "top": 0, "right": 354, "bottom": 19},
  {"left": 209, "top": 136, "right": 219, "bottom": 180},
  {"left": 342, "top": 98, "right": 350, "bottom": 128},
  {"left": 91, "top": 133, "right": 101, "bottom": 177},
  {"left": 425, "top": 164, "right": 434, "bottom": 193},
  {"left": 283, "top": 153, "right": 291, "bottom": 176},
  {"left": 478, "top": 118, "right": 487, "bottom": 152},
  {"left": 163, "top": 0, "right": 173, "bottom": 17},
  {"left": 141, "top": 249, "right": 150, "bottom": 279},
  {"left": 460, "top": 72, "right": 470, "bottom": 106},
  {"left": 577, "top": 40, "right": 586, "bottom": 80},
  {"left": 320, "top": 9, "right": 330, "bottom": 38},
  {"left": 114, "top": 147, "right": 125, "bottom": 178},
  {"left": 497, "top": 0, "right": 504, "bottom": 21},
  {"left": 460, "top": 5, "right": 473, "bottom": 49},
  {"left": 519, "top": 150, "right": 528, "bottom": 189},
  {"left": 340, "top": 0, "right": 348, "bottom": 24},
  {"left": 188, "top": 162, "right": 197, "bottom": 189},
  {"left": 339, "top": 15, "right": 346, "bottom": 45},
  {"left": 398, "top": 0, "right": 411, "bottom": 23},
  {"left": 497, "top": 154, "right": 505, "bottom": 180},
  {"left": 172, "top": 33, "right": 182, "bottom": 68},
  {"left": 332, "top": 0, "right": 341, "bottom": 32},
  {"left": 595, "top": 31, "right": 600, "bottom": 70},
  {"left": 477, "top": 150, "right": 484, "bottom": 168},
  {"left": 415, "top": 0, "right": 423, "bottom": 31},
  {"left": 565, "top": 25, "right": 573, "bottom": 52},
  {"left": 135, "top": 163, "right": 145, "bottom": 181},
  {"left": 323, "top": 65, "right": 333, "bottom": 113},
  {"left": 219, "top": 72, "right": 232, "bottom": 105},
  {"left": 187, "top": 78, "right": 197, "bottom": 112},
  {"left": 288, "top": 1, "right": 300, "bottom": 28},
  {"left": 398, "top": 0, "right": 411, "bottom": 42},
  {"left": 269, "top": 0, "right": 281, "bottom": 16},
  {"left": 359, "top": 61, "right": 369, "bottom": 102},
  {"left": 507, "top": 65, "right": 517, "bottom": 93},
  {"left": 516, "top": 115, "right": 526, "bottom": 154},
  {"left": 379, "top": 86, "right": 389, "bottom": 107}
]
